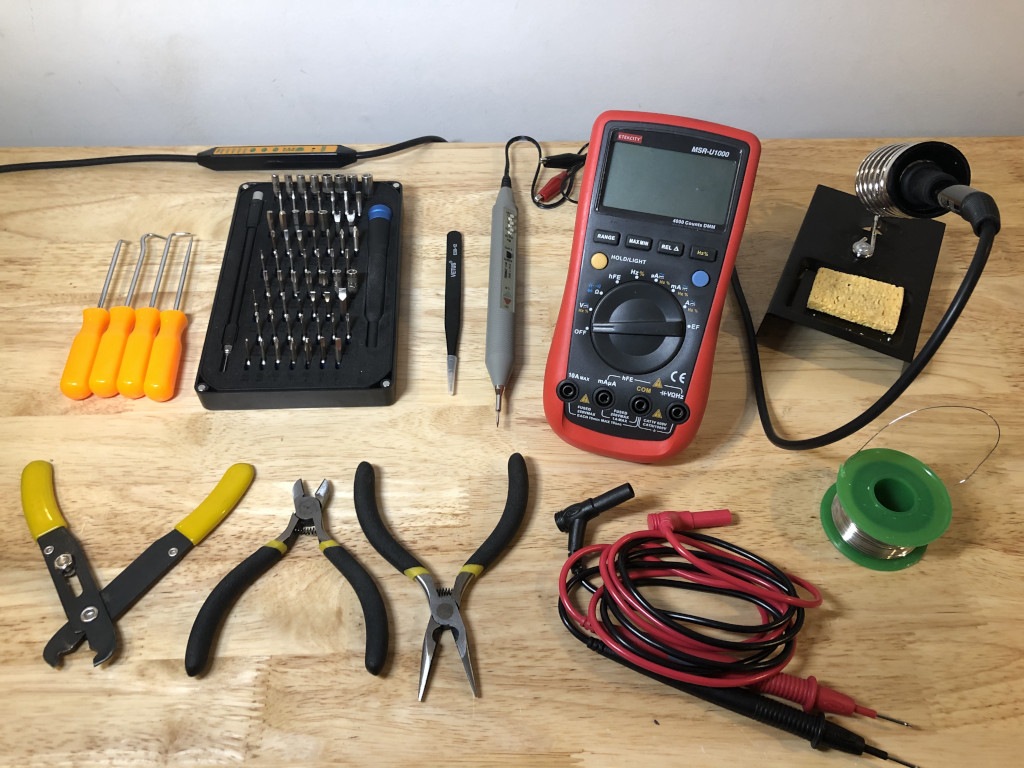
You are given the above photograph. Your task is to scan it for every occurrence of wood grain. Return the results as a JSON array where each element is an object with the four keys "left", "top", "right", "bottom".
[{"left": 0, "top": 137, "right": 1020, "bottom": 768}]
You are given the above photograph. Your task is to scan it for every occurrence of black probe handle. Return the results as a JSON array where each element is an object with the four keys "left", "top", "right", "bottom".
[
  {"left": 353, "top": 462, "right": 424, "bottom": 577},
  {"left": 464, "top": 453, "right": 529, "bottom": 572},
  {"left": 593, "top": 637, "right": 877, "bottom": 759},
  {"left": 445, "top": 231, "right": 463, "bottom": 357},
  {"left": 320, "top": 543, "right": 389, "bottom": 675},
  {"left": 363, "top": 204, "right": 392, "bottom": 347},
  {"left": 184, "top": 544, "right": 282, "bottom": 676}
]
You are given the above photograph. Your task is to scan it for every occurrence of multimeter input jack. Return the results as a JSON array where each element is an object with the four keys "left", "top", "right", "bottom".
[
  {"left": 556, "top": 380, "right": 579, "bottom": 402},
  {"left": 667, "top": 402, "right": 691, "bottom": 423},
  {"left": 593, "top": 388, "right": 615, "bottom": 408},
  {"left": 629, "top": 395, "right": 652, "bottom": 415}
]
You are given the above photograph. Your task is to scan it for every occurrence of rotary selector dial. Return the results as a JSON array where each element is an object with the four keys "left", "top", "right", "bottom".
[{"left": 589, "top": 281, "right": 685, "bottom": 374}]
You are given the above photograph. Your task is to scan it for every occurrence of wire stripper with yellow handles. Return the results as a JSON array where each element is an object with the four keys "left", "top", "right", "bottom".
[
  {"left": 353, "top": 452, "right": 529, "bottom": 700},
  {"left": 20, "top": 460, "right": 254, "bottom": 667},
  {"left": 184, "top": 477, "right": 389, "bottom": 677}
]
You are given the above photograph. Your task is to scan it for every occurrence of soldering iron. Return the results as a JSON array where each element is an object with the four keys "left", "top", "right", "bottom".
[{"left": 0, "top": 136, "right": 447, "bottom": 175}]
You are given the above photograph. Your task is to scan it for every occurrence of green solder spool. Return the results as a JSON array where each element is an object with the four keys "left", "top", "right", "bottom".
[{"left": 820, "top": 448, "right": 952, "bottom": 571}]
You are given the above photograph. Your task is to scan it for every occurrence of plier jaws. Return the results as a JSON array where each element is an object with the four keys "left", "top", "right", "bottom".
[
  {"left": 416, "top": 571, "right": 477, "bottom": 701},
  {"left": 278, "top": 478, "right": 331, "bottom": 543}
]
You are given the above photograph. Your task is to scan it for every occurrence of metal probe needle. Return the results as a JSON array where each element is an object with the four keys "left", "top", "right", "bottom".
[
  {"left": 875, "top": 712, "right": 915, "bottom": 728},
  {"left": 863, "top": 745, "right": 918, "bottom": 768},
  {"left": 485, "top": 177, "right": 517, "bottom": 425}
]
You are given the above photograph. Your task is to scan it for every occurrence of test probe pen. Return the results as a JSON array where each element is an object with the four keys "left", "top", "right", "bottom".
[{"left": 485, "top": 177, "right": 518, "bottom": 425}]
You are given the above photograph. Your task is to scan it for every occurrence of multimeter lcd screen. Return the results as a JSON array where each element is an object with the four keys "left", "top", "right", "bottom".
[{"left": 600, "top": 141, "right": 739, "bottom": 226}]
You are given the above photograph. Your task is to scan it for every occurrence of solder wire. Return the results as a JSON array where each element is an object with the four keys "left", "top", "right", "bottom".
[
  {"left": 828, "top": 406, "right": 1001, "bottom": 564},
  {"left": 830, "top": 495, "right": 916, "bottom": 561}
]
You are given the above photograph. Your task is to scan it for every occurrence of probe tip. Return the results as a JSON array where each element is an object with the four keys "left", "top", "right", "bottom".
[
  {"left": 863, "top": 745, "right": 918, "bottom": 768},
  {"left": 875, "top": 712, "right": 916, "bottom": 728}
]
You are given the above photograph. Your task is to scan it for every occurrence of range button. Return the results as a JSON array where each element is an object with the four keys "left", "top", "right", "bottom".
[{"left": 594, "top": 229, "right": 620, "bottom": 246}]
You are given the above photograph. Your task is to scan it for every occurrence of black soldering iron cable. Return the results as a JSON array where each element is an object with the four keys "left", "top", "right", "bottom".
[
  {"left": 732, "top": 221, "right": 997, "bottom": 450},
  {"left": 0, "top": 135, "right": 448, "bottom": 174}
]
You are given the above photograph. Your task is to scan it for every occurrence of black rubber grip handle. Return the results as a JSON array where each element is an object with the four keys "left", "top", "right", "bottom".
[
  {"left": 353, "top": 462, "right": 423, "bottom": 576},
  {"left": 321, "top": 543, "right": 389, "bottom": 675},
  {"left": 184, "top": 544, "right": 282, "bottom": 676},
  {"left": 464, "top": 453, "right": 529, "bottom": 572}
]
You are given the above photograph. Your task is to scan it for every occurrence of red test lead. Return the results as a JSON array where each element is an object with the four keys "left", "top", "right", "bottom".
[{"left": 756, "top": 673, "right": 915, "bottom": 727}]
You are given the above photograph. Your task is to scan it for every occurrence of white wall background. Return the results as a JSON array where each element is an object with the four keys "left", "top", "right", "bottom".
[{"left": 1, "top": 0, "right": 1022, "bottom": 146}]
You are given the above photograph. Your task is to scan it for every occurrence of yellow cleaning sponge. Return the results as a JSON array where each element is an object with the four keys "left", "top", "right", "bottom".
[{"left": 807, "top": 268, "right": 904, "bottom": 335}]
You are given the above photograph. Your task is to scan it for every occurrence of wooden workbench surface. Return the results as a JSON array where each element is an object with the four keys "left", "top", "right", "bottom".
[{"left": 0, "top": 137, "right": 1020, "bottom": 767}]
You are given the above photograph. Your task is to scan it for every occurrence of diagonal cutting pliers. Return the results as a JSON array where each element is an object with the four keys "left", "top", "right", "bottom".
[
  {"left": 185, "top": 477, "right": 388, "bottom": 677},
  {"left": 353, "top": 452, "right": 529, "bottom": 700},
  {"left": 21, "top": 460, "right": 254, "bottom": 667}
]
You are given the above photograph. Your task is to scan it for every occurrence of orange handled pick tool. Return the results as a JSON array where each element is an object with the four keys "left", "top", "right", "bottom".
[
  {"left": 145, "top": 235, "right": 194, "bottom": 401},
  {"left": 119, "top": 233, "right": 192, "bottom": 399},
  {"left": 60, "top": 240, "right": 124, "bottom": 399},
  {"left": 88, "top": 233, "right": 164, "bottom": 398}
]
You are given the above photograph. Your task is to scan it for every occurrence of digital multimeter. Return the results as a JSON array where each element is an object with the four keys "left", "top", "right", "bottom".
[{"left": 543, "top": 111, "right": 760, "bottom": 462}]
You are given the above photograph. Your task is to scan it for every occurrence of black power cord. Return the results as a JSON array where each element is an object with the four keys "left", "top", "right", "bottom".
[
  {"left": 0, "top": 135, "right": 447, "bottom": 175},
  {"left": 733, "top": 215, "right": 998, "bottom": 451}
]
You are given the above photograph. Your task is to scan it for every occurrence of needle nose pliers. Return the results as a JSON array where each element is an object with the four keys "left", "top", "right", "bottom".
[
  {"left": 353, "top": 452, "right": 529, "bottom": 700},
  {"left": 185, "top": 477, "right": 388, "bottom": 677},
  {"left": 21, "top": 460, "right": 254, "bottom": 667}
]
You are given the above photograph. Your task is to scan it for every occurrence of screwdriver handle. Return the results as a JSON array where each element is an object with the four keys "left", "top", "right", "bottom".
[
  {"left": 60, "top": 307, "right": 110, "bottom": 399},
  {"left": 89, "top": 306, "right": 135, "bottom": 398},
  {"left": 144, "top": 309, "right": 188, "bottom": 402},
  {"left": 117, "top": 306, "right": 161, "bottom": 399}
]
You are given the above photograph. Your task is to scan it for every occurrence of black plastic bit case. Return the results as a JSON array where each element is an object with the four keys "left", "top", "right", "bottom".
[{"left": 194, "top": 179, "right": 403, "bottom": 409}]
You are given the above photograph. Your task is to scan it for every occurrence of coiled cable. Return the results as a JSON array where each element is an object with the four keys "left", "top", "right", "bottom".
[{"left": 555, "top": 488, "right": 917, "bottom": 766}]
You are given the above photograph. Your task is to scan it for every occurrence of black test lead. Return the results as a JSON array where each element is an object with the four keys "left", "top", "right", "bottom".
[
  {"left": 554, "top": 486, "right": 919, "bottom": 768},
  {"left": 445, "top": 231, "right": 463, "bottom": 395}
]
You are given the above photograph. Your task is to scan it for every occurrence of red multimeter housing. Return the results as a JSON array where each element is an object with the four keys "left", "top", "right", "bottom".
[{"left": 543, "top": 111, "right": 760, "bottom": 463}]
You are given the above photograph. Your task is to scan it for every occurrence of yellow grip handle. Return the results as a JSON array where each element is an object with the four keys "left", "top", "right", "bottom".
[
  {"left": 144, "top": 310, "right": 188, "bottom": 402},
  {"left": 60, "top": 307, "right": 109, "bottom": 400},
  {"left": 117, "top": 306, "right": 161, "bottom": 399},
  {"left": 21, "top": 461, "right": 68, "bottom": 540},
  {"left": 174, "top": 463, "right": 255, "bottom": 545},
  {"left": 89, "top": 305, "right": 135, "bottom": 398}
]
